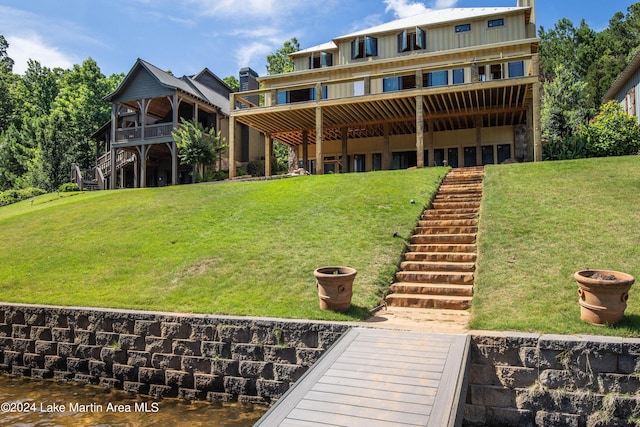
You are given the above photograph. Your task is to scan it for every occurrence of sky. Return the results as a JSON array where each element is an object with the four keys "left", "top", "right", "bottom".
[{"left": 0, "top": 0, "right": 633, "bottom": 81}]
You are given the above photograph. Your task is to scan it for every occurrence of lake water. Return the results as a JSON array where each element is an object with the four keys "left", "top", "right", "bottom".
[{"left": 0, "top": 375, "right": 268, "bottom": 426}]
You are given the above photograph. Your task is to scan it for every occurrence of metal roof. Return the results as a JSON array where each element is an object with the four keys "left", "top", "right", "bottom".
[
  {"left": 334, "top": 7, "right": 527, "bottom": 40},
  {"left": 603, "top": 50, "right": 640, "bottom": 102}
]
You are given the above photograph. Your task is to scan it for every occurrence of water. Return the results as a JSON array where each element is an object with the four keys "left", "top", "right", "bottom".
[{"left": 0, "top": 375, "right": 268, "bottom": 426}]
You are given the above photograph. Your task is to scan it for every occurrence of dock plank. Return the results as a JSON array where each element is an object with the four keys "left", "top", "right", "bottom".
[{"left": 255, "top": 327, "right": 470, "bottom": 427}]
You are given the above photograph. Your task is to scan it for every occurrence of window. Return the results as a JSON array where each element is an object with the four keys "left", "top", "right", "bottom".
[
  {"left": 453, "top": 68, "right": 465, "bottom": 85},
  {"left": 426, "top": 71, "right": 448, "bottom": 87},
  {"left": 508, "top": 61, "right": 524, "bottom": 78},
  {"left": 309, "top": 52, "right": 333, "bottom": 69},
  {"left": 455, "top": 24, "right": 471, "bottom": 33},
  {"left": 353, "top": 154, "right": 366, "bottom": 172},
  {"left": 277, "top": 86, "right": 328, "bottom": 104},
  {"left": 351, "top": 36, "right": 378, "bottom": 59},
  {"left": 372, "top": 153, "right": 382, "bottom": 171},
  {"left": 488, "top": 18, "right": 504, "bottom": 28},
  {"left": 353, "top": 80, "right": 364, "bottom": 96},
  {"left": 383, "top": 75, "right": 416, "bottom": 92},
  {"left": 397, "top": 27, "right": 426, "bottom": 52}
]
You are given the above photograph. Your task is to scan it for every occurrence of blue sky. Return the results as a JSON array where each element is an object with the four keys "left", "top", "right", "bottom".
[{"left": 0, "top": 0, "right": 631, "bottom": 81}]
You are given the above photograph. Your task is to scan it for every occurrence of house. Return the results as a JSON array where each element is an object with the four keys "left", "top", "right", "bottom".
[
  {"left": 89, "top": 59, "right": 263, "bottom": 189},
  {"left": 228, "top": 0, "right": 541, "bottom": 177},
  {"left": 603, "top": 50, "right": 640, "bottom": 121}
]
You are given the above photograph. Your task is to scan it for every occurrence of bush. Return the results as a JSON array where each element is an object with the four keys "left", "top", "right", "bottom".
[
  {"left": 0, "top": 187, "right": 47, "bottom": 207},
  {"left": 236, "top": 167, "right": 248, "bottom": 177},
  {"left": 247, "top": 160, "right": 265, "bottom": 177},
  {"left": 542, "top": 135, "right": 588, "bottom": 161},
  {"left": 583, "top": 101, "right": 640, "bottom": 157},
  {"left": 59, "top": 182, "right": 80, "bottom": 192}
]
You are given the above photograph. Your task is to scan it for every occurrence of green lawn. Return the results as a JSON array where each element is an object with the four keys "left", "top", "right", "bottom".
[
  {"left": 472, "top": 155, "right": 640, "bottom": 336},
  {"left": 0, "top": 168, "right": 446, "bottom": 321}
]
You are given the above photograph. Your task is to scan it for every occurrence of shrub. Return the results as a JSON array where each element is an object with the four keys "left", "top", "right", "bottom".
[
  {"left": 542, "top": 135, "right": 588, "bottom": 161},
  {"left": 59, "top": 182, "right": 80, "bottom": 192},
  {"left": 0, "top": 187, "right": 47, "bottom": 207},
  {"left": 582, "top": 101, "right": 640, "bottom": 157},
  {"left": 247, "top": 160, "right": 265, "bottom": 177}
]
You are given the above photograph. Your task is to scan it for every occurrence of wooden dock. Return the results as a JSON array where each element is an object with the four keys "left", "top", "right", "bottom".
[{"left": 255, "top": 327, "right": 470, "bottom": 427}]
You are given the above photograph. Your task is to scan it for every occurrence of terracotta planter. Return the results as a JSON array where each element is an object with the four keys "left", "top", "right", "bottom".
[
  {"left": 575, "top": 269, "right": 635, "bottom": 326},
  {"left": 314, "top": 266, "right": 357, "bottom": 312}
]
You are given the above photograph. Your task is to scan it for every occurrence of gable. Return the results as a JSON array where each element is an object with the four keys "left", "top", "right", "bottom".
[{"left": 109, "top": 65, "right": 175, "bottom": 104}]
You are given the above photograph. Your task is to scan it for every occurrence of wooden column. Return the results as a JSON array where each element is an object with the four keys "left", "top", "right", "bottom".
[
  {"left": 383, "top": 122, "right": 391, "bottom": 170},
  {"left": 427, "top": 119, "right": 435, "bottom": 167},
  {"left": 315, "top": 106, "right": 323, "bottom": 175},
  {"left": 302, "top": 130, "right": 309, "bottom": 171},
  {"left": 341, "top": 127, "right": 348, "bottom": 173},
  {"left": 475, "top": 115, "right": 483, "bottom": 166},
  {"left": 110, "top": 103, "right": 117, "bottom": 189},
  {"left": 532, "top": 55, "right": 542, "bottom": 162},
  {"left": 171, "top": 93, "right": 179, "bottom": 185},
  {"left": 416, "top": 94, "right": 424, "bottom": 168},
  {"left": 229, "top": 94, "right": 236, "bottom": 178},
  {"left": 265, "top": 133, "right": 273, "bottom": 176},
  {"left": 137, "top": 145, "right": 148, "bottom": 188},
  {"left": 416, "top": 71, "right": 424, "bottom": 168}
]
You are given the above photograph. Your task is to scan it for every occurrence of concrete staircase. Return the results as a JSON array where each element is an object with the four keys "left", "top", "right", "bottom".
[{"left": 385, "top": 167, "right": 484, "bottom": 310}]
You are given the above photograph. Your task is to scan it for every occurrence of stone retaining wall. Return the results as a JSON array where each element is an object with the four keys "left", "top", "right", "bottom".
[
  {"left": 465, "top": 331, "right": 640, "bottom": 427},
  {"left": 0, "top": 303, "right": 350, "bottom": 404}
]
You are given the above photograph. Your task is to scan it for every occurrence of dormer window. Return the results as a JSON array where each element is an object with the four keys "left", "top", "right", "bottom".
[
  {"left": 309, "top": 52, "right": 333, "bottom": 69},
  {"left": 351, "top": 36, "right": 378, "bottom": 59},
  {"left": 397, "top": 28, "right": 426, "bottom": 53},
  {"left": 455, "top": 24, "right": 471, "bottom": 33},
  {"left": 488, "top": 18, "right": 504, "bottom": 28}
]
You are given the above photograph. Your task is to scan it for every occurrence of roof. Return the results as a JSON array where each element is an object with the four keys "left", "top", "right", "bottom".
[
  {"left": 104, "top": 59, "right": 230, "bottom": 115},
  {"left": 334, "top": 7, "right": 528, "bottom": 41},
  {"left": 603, "top": 50, "right": 640, "bottom": 102},
  {"left": 292, "top": 41, "right": 339, "bottom": 57}
]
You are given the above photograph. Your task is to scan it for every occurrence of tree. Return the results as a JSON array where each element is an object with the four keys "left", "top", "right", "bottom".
[
  {"left": 582, "top": 101, "right": 640, "bottom": 157},
  {"left": 172, "top": 118, "right": 226, "bottom": 181},
  {"left": 223, "top": 76, "right": 239, "bottom": 92},
  {"left": 541, "top": 64, "right": 591, "bottom": 142},
  {"left": 266, "top": 38, "right": 299, "bottom": 75},
  {"left": 0, "top": 35, "right": 15, "bottom": 132}
]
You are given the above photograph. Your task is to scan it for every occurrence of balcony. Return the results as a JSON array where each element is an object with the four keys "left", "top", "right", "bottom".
[{"left": 115, "top": 123, "right": 174, "bottom": 144}]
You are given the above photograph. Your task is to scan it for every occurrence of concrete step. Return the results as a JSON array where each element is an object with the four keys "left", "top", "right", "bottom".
[
  {"left": 390, "top": 282, "right": 474, "bottom": 296},
  {"left": 385, "top": 293, "right": 472, "bottom": 310},
  {"left": 395, "top": 270, "right": 474, "bottom": 285},
  {"left": 408, "top": 244, "right": 477, "bottom": 253},
  {"left": 431, "top": 201, "right": 480, "bottom": 210},
  {"left": 410, "top": 233, "right": 476, "bottom": 245},
  {"left": 399, "top": 261, "right": 475, "bottom": 272},
  {"left": 404, "top": 251, "right": 477, "bottom": 262},
  {"left": 418, "top": 219, "right": 478, "bottom": 227},
  {"left": 415, "top": 226, "right": 478, "bottom": 235}
]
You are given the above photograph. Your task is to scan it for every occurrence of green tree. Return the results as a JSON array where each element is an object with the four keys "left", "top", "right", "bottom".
[
  {"left": 26, "top": 112, "right": 72, "bottom": 191},
  {"left": 541, "top": 64, "right": 591, "bottom": 142},
  {"left": 582, "top": 101, "right": 640, "bottom": 157},
  {"left": 172, "top": 118, "right": 226, "bottom": 181},
  {"left": 223, "top": 76, "right": 239, "bottom": 91},
  {"left": 0, "top": 123, "right": 32, "bottom": 190},
  {"left": 266, "top": 38, "right": 299, "bottom": 75}
]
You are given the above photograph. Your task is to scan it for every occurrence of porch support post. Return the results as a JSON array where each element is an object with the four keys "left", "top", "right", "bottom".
[
  {"left": 265, "top": 133, "right": 273, "bottom": 177},
  {"left": 427, "top": 119, "right": 435, "bottom": 167},
  {"left": 315, "top": 105, "right": 323, "bottom": 175},
  {"left": 475, "top": 115, "right": 483, "bottom": 166},
  {"left": 302, "top": 130, "right": 309, "bottom": 171},
  {"left": 138, "top": 145, "right": 148, "bottom": 188},
  {"left": 229, "top": 94, "right": 236, "bottom": 178},
  {"left": 341, "top": 127, "right": 348, "bottom": 173},
  {"left": 416, "top": 94, "right": 424, "bottom": 168},
  {"left": 139, "top": 98, "right": 146, "bottom": 141},
  {"left": 532, "top": 54, "right": 542, "bottom": 162},
  {"left": 171, "top": 93, "right": 179, "bottom": 185},
  {"left": 383, "top": 122, "right": 391, "bottom": 170},
  {"left": 110, "top": 103, "right": 117, "bottom": 189}
]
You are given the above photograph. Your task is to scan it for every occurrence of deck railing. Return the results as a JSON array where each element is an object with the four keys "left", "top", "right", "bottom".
[{"left": 115, "top": 123, "right": 174, "bottom": 143}]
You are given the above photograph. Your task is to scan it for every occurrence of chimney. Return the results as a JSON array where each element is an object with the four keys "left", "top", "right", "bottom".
[
  {"left": 517, "top": 0, "right": 536, "bottom": 38},
  {"left": 239, "top": 67, "right": 259, "bottom": 107}
]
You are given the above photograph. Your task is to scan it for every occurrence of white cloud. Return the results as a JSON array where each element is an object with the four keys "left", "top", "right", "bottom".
[
  {"left": 235, "top": 41, "right": 273, "bottom": 73},
  {"left": 383, "top": 0, "right": 460, "bottom": 18},
  {"left": 7, "top": 34, "right": 77, "bottom": 74}
]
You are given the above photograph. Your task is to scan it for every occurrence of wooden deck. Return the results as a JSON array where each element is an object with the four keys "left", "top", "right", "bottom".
[{"left": 255, "top": 327, "right": 470, "bottom": 427}]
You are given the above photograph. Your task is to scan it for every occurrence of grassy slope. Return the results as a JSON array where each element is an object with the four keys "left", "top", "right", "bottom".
[
  {"left": 0, "top": 168, "right": 446, "bottom": 321},
  {"left": 472, "top": 155, "right": 640, "bottom": 336}
]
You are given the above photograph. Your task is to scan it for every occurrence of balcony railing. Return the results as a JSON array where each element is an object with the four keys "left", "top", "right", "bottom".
[
  {"left": 231, "top": 52, "right": 537, "bottom": 112},
  {"left": 115, "top": 123, "right": 174, "bottom": 143}
]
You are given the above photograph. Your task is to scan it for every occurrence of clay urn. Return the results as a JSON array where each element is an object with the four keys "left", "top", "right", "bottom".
[{"left": 575, "top": 269, "right": 635, "bottom": 326}]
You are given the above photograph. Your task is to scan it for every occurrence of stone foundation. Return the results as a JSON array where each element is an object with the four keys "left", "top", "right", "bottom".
[{"left": 0, "top": 303, "right": 349, "bottom": 404}]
